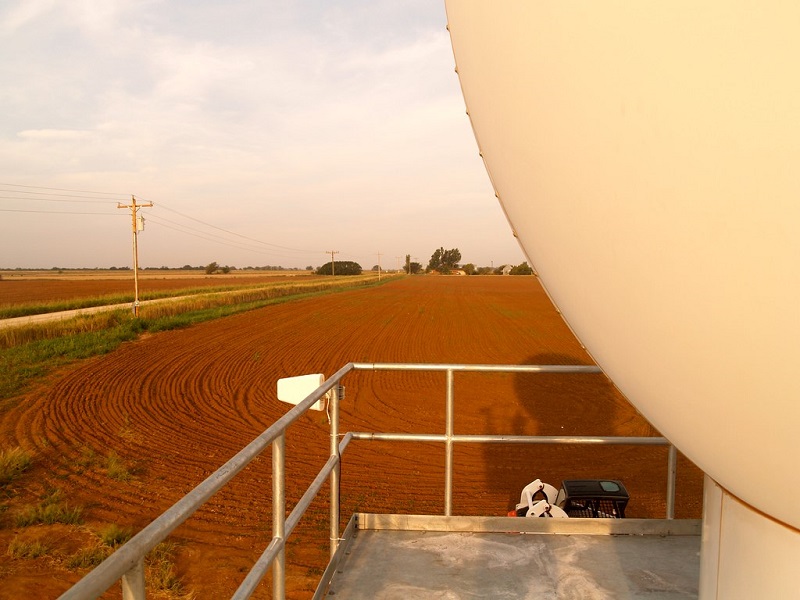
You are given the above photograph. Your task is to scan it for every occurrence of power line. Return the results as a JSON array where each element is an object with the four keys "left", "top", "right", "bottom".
[
  {"left": 0, "top": 191, "right": 123, "bottom": 203},
  {"left": 2, "top": 182, "right": 322, "bottom": 256},
  {"left": 146, "top": 198, "right": 317, "bottom": 254},
  {"left": 146, "top": 215, "right": 317, "bottom": 258},
  {"left": 0, "top": 182, "right": 363, "bottom": 266},
  {"left": 0, "top": 208, "right": 123, "bottom": 216},
  {"left": 0, "top": 182, "right": 128, "bottom": 197}
]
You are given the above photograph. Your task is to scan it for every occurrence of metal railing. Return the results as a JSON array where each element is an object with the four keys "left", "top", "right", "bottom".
[{"left": 60, "top": 363, "right": 680, "bottom": 600}]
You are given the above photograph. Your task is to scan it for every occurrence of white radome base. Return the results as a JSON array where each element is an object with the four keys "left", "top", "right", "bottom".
[{"left": 700, "top": 476, "right": 800, "bottom": 598}]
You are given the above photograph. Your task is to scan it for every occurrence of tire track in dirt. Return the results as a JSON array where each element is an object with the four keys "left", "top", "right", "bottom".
[{"left": 1, "top": 276, "right": 704, "bottom": 598}]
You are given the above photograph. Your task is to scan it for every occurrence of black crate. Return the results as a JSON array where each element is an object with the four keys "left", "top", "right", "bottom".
[{"left": 556, "top": 479, "right": 629, "bottom": 518}]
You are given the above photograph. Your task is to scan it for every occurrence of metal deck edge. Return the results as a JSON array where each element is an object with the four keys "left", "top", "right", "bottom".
[
  {"left": 312, "top": 514, "right": 360, "bottom": 600},
  {"left": 356, "top": 513, "right": 702, "bottom": 536}
]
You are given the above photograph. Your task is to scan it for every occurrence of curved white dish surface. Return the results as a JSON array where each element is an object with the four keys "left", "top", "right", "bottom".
[{"left": 447, "top": 1, "right": 800, "bottom": 529}]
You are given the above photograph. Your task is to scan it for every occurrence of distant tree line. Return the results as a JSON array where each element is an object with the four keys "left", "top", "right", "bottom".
[
  {"left": 141, "top": 264, "right": 313, "bottom": 272},
  {"left": 420, "top": 246, "right": 532, "bottom": 276},
  {"left": 7, "top": 255, "right": 531, "bottom": 276},
  {"left": 3, "top": 265, "right": 319, "bottom": 273}
]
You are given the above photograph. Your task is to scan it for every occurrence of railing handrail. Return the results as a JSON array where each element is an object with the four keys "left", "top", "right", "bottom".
[
  {"left": 58, "top": 363, "right": 354, "bottom": 600},
  {"left": 60, "top": 362, "right": 679, "bottom": 600},
  {"left": 352, "top": 362, "right": 602, "bottom": 373}
]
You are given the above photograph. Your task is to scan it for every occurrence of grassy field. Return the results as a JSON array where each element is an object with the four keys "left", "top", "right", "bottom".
[
  {"left": 0, "top": 276, "right": 376, "bottom": 319},
  {"left": 0, "top": 273, "right": 394, "bottom": 402}
]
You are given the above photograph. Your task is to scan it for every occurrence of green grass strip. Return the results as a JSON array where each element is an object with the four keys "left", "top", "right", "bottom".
[
  {"left": 0, "top": 276, "right": 397, "bottom": 402},
  {"left": 0, "top": 320, "right": 144, "bottom": 401},
  {"left": 0, "top": 277, "right": 345, "bottom": 319}
]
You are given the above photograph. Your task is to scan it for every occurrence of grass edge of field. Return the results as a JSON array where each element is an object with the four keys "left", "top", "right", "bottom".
[
  {"left": 0, "top": 275, "right": 399, "bottom": 403},
  {"left": 0, "top": 274, "right": 366, "bottom": 319}
]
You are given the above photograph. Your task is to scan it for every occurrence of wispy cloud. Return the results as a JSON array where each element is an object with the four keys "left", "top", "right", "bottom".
[{"left": 0, "top": 1, "right": 524, "bottom": 269}]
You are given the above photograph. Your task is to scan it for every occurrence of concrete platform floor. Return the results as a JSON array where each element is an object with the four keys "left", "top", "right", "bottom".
[{"left": 324, "top": 518, "right": 701, "bottom": 599}]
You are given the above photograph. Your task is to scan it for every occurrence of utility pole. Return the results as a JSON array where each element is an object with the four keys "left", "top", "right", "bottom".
[
  {"left": 328, "top": 250, "right": 339, "bottom": 276},
  {"left": 118, "top": 195, "right": 153, "bottom": 317},
  {"left": 376, "top": 252, "right": 382, "bottom": 281}
]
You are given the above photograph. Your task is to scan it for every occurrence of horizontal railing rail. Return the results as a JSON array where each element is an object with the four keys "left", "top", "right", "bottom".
[
  {"left": 60, "top": 362, "right": 681, "bottom": 600},
  {"left": 58, "top": 362, "right": 355, "bottom": 600}
]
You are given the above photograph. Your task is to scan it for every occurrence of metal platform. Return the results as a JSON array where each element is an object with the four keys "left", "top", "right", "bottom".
[
  {"left": 59, "top": 364, "right": 695, "bottom": 600},
  {"left": 318, "top": 515, "right": 702, "bottom": 599}
]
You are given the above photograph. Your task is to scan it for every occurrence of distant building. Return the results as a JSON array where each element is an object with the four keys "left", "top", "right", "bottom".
[{"left": 502, "top": 265, "right": 512, "bottom": 275}]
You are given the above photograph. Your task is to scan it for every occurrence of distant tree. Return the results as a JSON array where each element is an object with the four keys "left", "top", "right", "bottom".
[
  {"left": 510, "top": 261, "right": 533, "bottom": 275},
  {"left": 476, "top": 266, "right": 493, "bottom": 275},
  {"left": 221, "top": 265, "right": 231, "bottom": 274},
  {"left": 409, "top": 262, "right": 423, "bottom": 274},
  {"left": 205, "top": 262, "right": 219, "bottom": 275},
  {"left": 372, "top": 265, "right": 380, "bottom": 271},
  {"left": 462, "top": 263, "right": 476, "bottom": 275},
  {"left": 316, "top": 261, "right": 362, "bottom": 276},
  {"left": 427, "top": 247, "right": 462, "bottom": 273},
  {"left": 443, "top": 248, "right": 461, "bottom": 269},
  {"left": 306, "top": 265, "right": 314, "bottom": 271}
]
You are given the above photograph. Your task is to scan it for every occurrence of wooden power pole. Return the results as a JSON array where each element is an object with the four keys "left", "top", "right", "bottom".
[
  {"left": 118, "top": 195, "right": 153, "bottom": 316},
  {"left": 328, "top": 250, "right": 339, "bottom": 276}
]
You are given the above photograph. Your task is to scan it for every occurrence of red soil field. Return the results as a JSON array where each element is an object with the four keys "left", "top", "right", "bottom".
[
  {"left": 0, "top": 276, "right": 703, "bottom": 598},
  {"left": 0, "top": 272, "right": 319, "bottom": 306}
]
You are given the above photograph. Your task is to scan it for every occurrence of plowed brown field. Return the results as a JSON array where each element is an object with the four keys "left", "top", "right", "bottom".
[
  {"left": 0, "top": 272, "right": 318, "bottom": 306},
  {"left": 0, "top": 276, "right": 703, "bottom": 598}
]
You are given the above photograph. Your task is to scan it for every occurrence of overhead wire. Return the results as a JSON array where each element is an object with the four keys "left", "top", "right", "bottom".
[
  {"left": 0, "top": 182, "right": 128, "bottom": 196},
  {"left": 0, "top": 208, "right": 123, "bottom": 216},
  {"left": 142, "top": 197, "right": 317, "bottom": 254},
  {"left": 0, "top": 182, "right": 128, "bottom": 204},
  {"left": 1, "top": 182, "right": 345, "bottom": 264},
  {"left": 145, "top": 214, "right": 313, "bottom": 259}
]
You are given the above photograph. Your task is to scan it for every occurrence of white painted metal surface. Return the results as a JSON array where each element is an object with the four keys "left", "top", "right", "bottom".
[
  {"left": 445, "top": 2, "right": 800, "bottom": 596},
  {"left": 277, "top": 373, "right": 328, "bottom": 411}
]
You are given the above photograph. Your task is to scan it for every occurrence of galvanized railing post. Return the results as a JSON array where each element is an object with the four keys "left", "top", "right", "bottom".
[
  {"left": 62, "top": 363, "right": 686, "bottom": 600},
  {"left": 121, "top": 558, "right": 145, "bottom": 600},
  {"left": 273, "top": 433, "right": 286, "bottom": 600},
  {"left": 444, "top": 369, "right": 454, "bottom": 516},
  {"left": 329, "top": 383, "right": 341, "bottom": 557},
  {"left": 666, "top": 444, "right": 677, "bottom": 519}
]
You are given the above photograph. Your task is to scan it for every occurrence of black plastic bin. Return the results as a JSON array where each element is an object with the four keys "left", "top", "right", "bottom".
[{"left": 555, "top": 479, "right": 629, "bottom": 518}]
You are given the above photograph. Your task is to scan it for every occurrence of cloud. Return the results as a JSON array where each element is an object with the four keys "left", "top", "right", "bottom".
[
  {"left": 0, "top": 1, "right": 525, "bottom": 269},
  {"left": 17, "top": 129, "right": 93, "bottom": 140},
  {"left": 0, "top": 0, "right": 56, "bottom": 33}
]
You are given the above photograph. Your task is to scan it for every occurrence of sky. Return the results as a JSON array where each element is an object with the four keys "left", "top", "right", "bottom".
[{"left": 0, "top": 0, "right": 526, "bottom": 270}]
